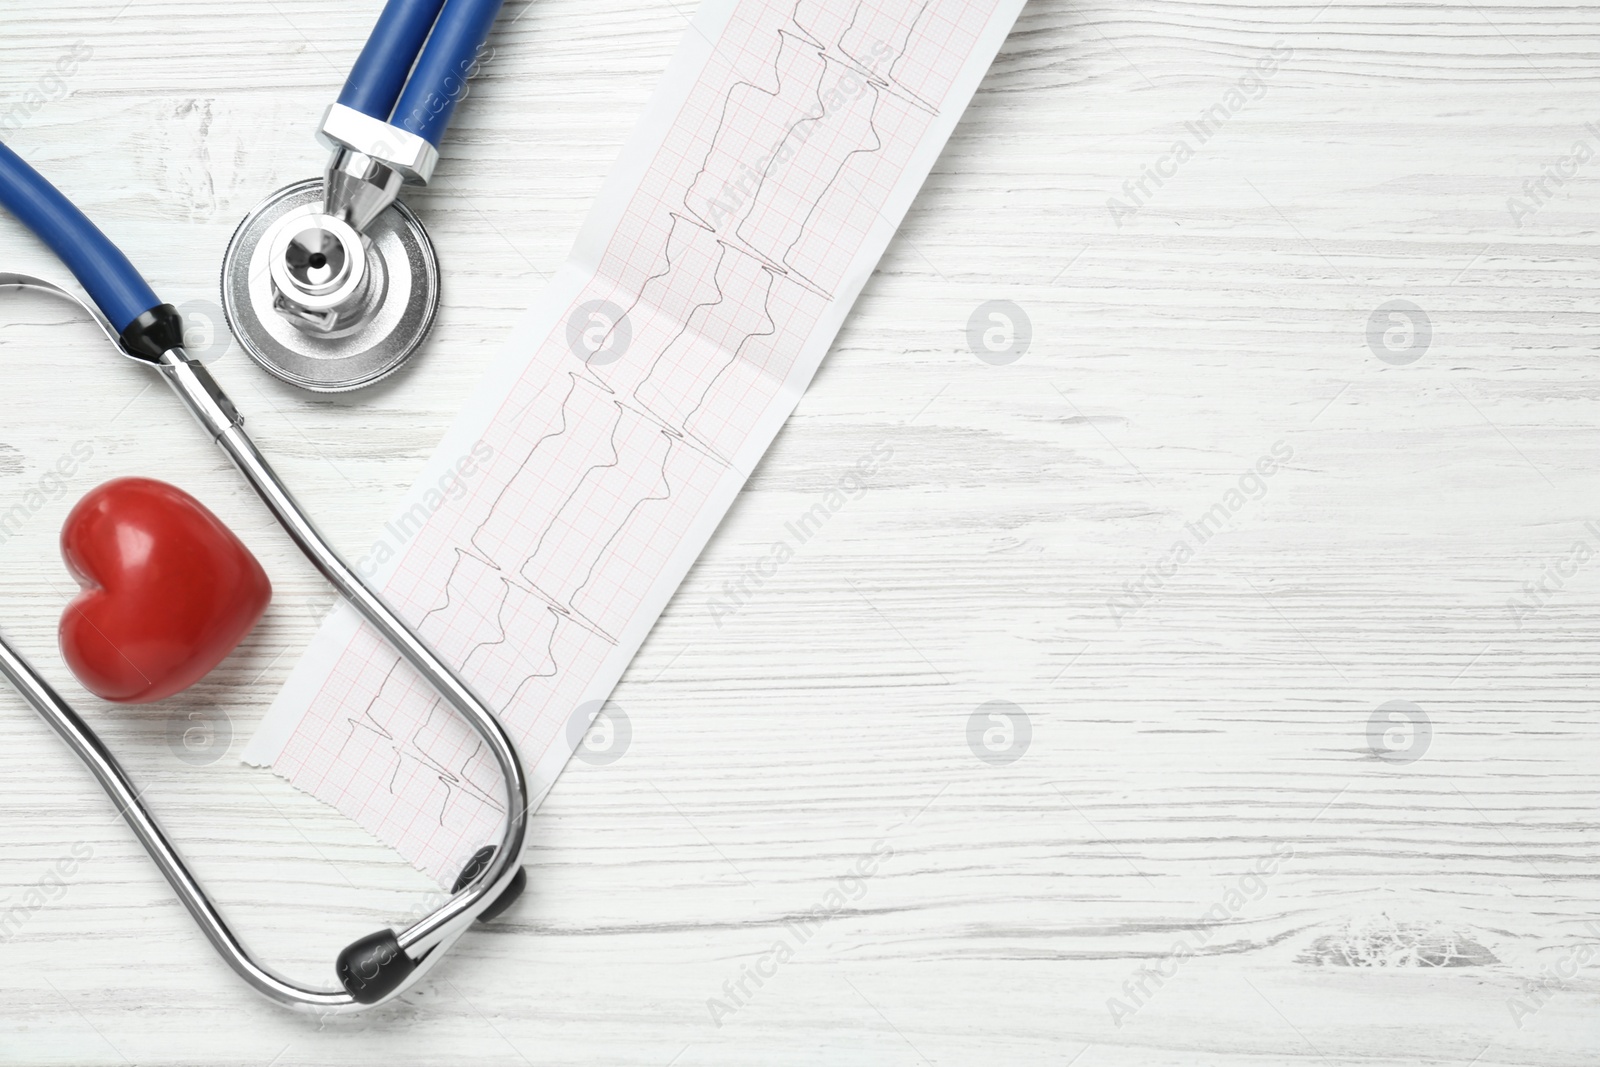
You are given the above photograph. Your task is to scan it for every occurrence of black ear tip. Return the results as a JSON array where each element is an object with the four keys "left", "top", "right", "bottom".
[
  {"left": 453, "top": 845, "right": 527, "bottom": 923},
  {"left": 336, "top": 929, "right": 416, "bottom": 1004}
]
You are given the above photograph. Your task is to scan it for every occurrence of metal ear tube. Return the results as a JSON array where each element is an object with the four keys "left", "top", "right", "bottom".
[
  {"left": 0, "top": 0, "right": 519, "bottom": 1009},
  {"left": 0, "top": 150, "right": 529, "bottom": 1011},
  {"left": 156, "top": 344, "right": 532, "bottom": 1006}
]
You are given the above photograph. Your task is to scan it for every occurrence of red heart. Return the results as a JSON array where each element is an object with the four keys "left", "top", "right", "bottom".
[{"left": 59, "top": 477, "right": 271, "bottom": 704}]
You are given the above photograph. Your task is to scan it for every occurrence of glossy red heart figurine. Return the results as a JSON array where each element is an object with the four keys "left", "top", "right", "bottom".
[{"left": 59, "top": 478, "right": 271, "bottom": 704}]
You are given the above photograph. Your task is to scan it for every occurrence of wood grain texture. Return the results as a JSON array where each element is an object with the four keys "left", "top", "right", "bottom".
[{"left": 4, "top": 0, "right": 1600, "bottom": 1063}]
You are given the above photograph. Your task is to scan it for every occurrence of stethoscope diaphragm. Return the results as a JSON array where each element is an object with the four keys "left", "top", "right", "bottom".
[{"left": 220, "top": 178, "right": 439, "bottom": 393}]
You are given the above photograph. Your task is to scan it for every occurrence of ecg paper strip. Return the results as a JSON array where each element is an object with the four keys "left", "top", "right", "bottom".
[{"left": 245, "top": 0, "right": 1026, "bottom": 883}]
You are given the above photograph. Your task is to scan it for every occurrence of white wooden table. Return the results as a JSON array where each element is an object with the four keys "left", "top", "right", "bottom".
[{"left": 4, "top": 1, "right": 1600, "bottom": 1063}]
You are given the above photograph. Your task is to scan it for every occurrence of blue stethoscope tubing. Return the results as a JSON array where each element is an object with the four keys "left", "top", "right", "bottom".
[
  {"left": 342, "top": 0, "right": 506, "bottom": 146},
  {"left": 0, "top": 143, "right": 157, "bottom": 334},
  {"left": 0, "top": 0, "right": 526, "bottom": 1015},
  {"left": 0, "top": 0, "right": 507, "bottom": 336}
]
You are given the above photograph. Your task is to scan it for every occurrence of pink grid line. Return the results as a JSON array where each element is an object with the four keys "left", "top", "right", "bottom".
[{"left": 272, "top": 0, "right": 1003, "bottom": 883}]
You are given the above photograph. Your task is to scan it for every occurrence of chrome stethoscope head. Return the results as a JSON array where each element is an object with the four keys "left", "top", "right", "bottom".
[
  {"left": 222, "top": 0, "right": 507, "bottom": 394},
  {"left": 221, "top": 106, "right": 442, "bottom": 393}
]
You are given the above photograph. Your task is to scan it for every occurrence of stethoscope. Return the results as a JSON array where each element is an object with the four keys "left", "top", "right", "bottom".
[
  {"left": 0, "top": 0, "right": 525, "bottom": 1014},
  {"left": 222, "top": 0, "right": 505, "bottom": 393}
]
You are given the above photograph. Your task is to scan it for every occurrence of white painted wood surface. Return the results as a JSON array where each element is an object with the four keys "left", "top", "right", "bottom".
[{"left": 3, "top": 0, "right": 1600, "bottom": 1063}]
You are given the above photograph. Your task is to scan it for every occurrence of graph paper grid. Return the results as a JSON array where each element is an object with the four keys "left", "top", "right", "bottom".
[{"left": 245, "top": 0, "right": 1025, "bottom": 883}]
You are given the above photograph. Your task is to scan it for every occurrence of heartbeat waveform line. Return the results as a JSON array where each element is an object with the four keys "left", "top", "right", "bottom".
[
  {"left": 259, "top": 0, "right": 1010, "bottom": 881},
  {"left": 325, "top": 3, "right": 938, "bottom": 826},
  {"left": 565, "top": 434, "right": 684, "bottom": 636},
  {"left": 468, "top": 374, "right": 619, "bottom": 573},
  {"left": 683, "top": 28, "right": 823, "bottom": 238},
  {"left": 680, "top": 265, "right": 780, "bottom": 457}
]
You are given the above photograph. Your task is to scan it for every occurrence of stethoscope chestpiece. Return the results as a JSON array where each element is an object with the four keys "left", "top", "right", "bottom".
[
  {"left": 221, "top": 177, "right": 440, "bottom": 393},
  {"left": 222, "top": 0, "right": 496, "bottom": 397}
]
